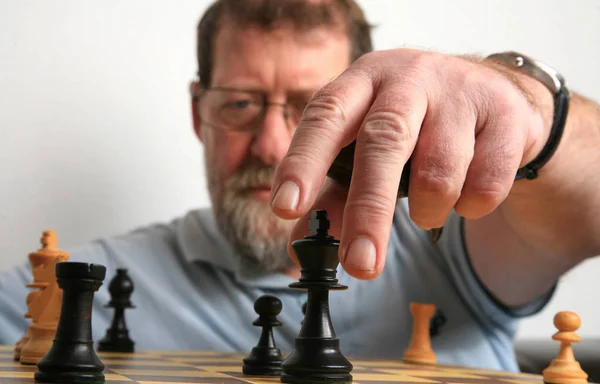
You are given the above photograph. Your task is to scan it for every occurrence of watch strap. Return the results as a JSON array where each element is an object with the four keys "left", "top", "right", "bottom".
[{"left": 486, "top": 51, "right": 571, "bottom": 180}]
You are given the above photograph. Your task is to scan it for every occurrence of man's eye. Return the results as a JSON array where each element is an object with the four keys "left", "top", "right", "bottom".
[{"left": 227, "top": 100, "right": 251, "bottom": 109}]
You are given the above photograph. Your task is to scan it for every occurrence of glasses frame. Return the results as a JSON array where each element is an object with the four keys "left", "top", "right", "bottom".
[{"left": 193, "top": 86, "right": 307, "bottom": 133}]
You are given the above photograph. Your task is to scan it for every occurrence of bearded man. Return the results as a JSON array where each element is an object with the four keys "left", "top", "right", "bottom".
[{"left": 1, "top": 0, "right": 599, "bottom": 374}]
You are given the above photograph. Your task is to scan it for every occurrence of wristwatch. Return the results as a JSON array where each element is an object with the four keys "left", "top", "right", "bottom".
[{"left": 486, "top": 51, "right": 571, "bottom": 180}]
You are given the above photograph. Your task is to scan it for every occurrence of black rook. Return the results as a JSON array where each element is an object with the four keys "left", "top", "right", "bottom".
[{"left": 35, "top": 262, "right": 107, "bottom": 383}]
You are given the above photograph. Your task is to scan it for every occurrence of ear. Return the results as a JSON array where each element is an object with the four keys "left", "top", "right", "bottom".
[{"left": 189, "top": 81, "right": 203, "bottom": 142}]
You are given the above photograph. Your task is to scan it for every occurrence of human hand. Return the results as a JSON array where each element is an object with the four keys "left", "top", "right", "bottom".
[{"left": 270, "top": 48, "right": 549, "bottom": 280}]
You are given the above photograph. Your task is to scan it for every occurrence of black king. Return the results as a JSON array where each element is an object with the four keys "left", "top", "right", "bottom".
[{"left": 281, "top": 210, "right": 353, "bottom": 384}]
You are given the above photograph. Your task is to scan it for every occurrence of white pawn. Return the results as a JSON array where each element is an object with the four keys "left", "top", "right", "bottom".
[{"left": 543, "top": 311, "right": 588, "bottom": 384}]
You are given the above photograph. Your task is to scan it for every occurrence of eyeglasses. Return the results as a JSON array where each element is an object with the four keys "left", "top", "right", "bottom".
[{"left": 195, "top": 87, "right": 310, "bottom": 132}]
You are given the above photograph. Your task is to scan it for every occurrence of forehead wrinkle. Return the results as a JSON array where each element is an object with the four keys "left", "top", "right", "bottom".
[{"left": 211, "top": 25, "right": 348, "bottom": 93}]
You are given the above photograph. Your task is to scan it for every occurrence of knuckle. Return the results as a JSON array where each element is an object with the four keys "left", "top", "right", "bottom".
[
  {"left": 485, "top": 75, "right": 531, "bottom": 119},
  {"left": 469, "top": 160, "right": 515, "bottom": 201},
  {"left": 475, "top": 190, "right": 505, "bottom": 208},
  {"left": 492, "top": 140, "right": 524, "bottom": 172},
  {"left": 359, "top": 110, "right": 414, "bottom": 154},
  {"left": 405, "top": 50, "right": 436, "bottom": 71},
  {"left": 456, "top": 182, "right": 507, "bottom": 219},
  {"left": 413, "top": 167, "right": 461, "bottom": 202},
  {"left": 467, "top": 181, "right": 507, "bottom": 206},
  {"left": 288, "top": 94, "right": 349, "bottom": 164},
  {"left": 358, "top": 49, "right": 434, "bottom": 90},
  {"left": 302, "top": 93, "right": 348, "bottom": 130},
  {"left": 464, "top": 66, "right": 530, "bottom": 121},
  {"left": 392, "top": 65, "right": 429, "bottom": 92},
  {"left": 494, "top": 90, "right": 522, "bottom": 118},
  {"left": 504, "top": 143, "right": 524, "bottom": 165}
]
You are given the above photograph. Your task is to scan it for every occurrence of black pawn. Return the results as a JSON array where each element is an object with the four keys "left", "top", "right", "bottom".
[
  {"left": 429, "top": 308, "right": 447, "bottom": 337},
  {"left": 35, "top": 262, "right": 106, "bottom": 383},
  {"left": 281, "top": 210, "right": 352, "bottom": 384},
  {"left": 243, "top": 295, "right": 284, "bottom": 375},
  {"left": 98, "top": 268, "right": 135, "bottom": 352}
]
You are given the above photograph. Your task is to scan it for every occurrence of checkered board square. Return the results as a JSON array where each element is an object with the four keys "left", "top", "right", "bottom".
[{"left": 0, "top": 345, "right": 548, "bottom": 384}]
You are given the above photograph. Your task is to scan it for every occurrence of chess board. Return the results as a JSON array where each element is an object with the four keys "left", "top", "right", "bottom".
[{"left": 0, "top": 345, "right": 554, "bottom": 384}]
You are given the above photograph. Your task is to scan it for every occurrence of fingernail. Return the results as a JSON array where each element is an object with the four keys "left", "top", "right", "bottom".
[
  {"left": 344, "top": 236, "right": 376, "bottom": 271},
  {"left": 271, "top": 180, "right": 300, "bottom": 211}
]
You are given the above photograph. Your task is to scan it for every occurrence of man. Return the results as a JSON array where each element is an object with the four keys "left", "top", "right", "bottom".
[{"left": 0, "top": 0, "right": 598, "bottom": 373}]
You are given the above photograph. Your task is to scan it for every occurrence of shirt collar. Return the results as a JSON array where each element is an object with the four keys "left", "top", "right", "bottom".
[{"left": 175, "top": 208, "right": 296, "bottom": 289}]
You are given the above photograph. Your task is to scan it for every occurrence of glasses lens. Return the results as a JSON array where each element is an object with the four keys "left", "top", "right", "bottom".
[{"left": 199, "top": 89, "right": 263, "bottom": 131}]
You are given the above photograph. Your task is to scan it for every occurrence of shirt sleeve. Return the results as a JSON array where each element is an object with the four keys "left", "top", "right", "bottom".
[
  {"left": 435, "top": 210, "right": 556, "bottom": 332},
  {"left": 0, "top": 261, "right": 32, "bottom": 344}
]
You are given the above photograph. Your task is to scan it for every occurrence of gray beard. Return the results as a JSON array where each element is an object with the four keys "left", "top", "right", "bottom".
[{"left": 208, "top": 162, "right": 296, "bottom": 273}]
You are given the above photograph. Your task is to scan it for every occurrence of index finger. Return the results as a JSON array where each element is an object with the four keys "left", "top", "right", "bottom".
[{"left": 269, "top": 67, "right": 374, "bottom": 219}]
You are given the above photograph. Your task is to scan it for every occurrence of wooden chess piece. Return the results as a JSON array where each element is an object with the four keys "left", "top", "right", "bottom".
[
  {"left": 403, "top": 302, "right": 436, "bottom": 364},
  {"left": 13, "top": 326, "right": 31, "bottom": 361},
  {"left": 13, "top": 291, "right": 35, "bottom": 360},
  {"left": 19, "top": 230, "right": 70, "bottom": 365},
  {"left": 542, "top": 311, "right": 588, "bottom": 384}
]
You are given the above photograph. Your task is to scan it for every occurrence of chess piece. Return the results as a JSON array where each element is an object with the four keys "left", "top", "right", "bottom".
[
  {"left": 542, "top": 311, "right": 588, "bottom": 384},
  {"left": 281, "top": 210, "right": 352, "bottom": 384},
  {"left": 98, "top": 269, "right": 135, "bottom": 352},
  {"left": 18, "top": 230, "right": 70, "bottom": 364},
  {"left": 242, "top": 295, "right": 284, "bottom": 375},
  {"left": 35, "top": 262, "right": 107, "bottom": 383},
  {"left": 13, "top": 328, "right": 31, "bottom": 361},
  {"left": 14, "top": 288, "right": 37, "bottom": 361},
  {"left": 403, "top": 302, "right": 436, "bottom": 365},
  {"left": 429, "top": 308, "right": 447, "bottom": 338}
]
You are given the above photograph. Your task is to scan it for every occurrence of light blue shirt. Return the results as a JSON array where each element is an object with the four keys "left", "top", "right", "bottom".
[{"left": 0, "top": 200, "right": 553, "bottom": 372}]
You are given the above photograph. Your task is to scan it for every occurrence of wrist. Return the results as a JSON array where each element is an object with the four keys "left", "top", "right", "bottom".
[
  {"left": 511, "top": 69, "right": 555, "bottom": 165},
  {"left": 484, "top": 52, "right": 570, "bottom": 180}
]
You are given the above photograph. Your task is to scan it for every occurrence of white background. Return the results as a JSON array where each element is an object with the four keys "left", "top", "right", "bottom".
[{"left": 1, "top": 0, "right": 599, "bottom": 340}]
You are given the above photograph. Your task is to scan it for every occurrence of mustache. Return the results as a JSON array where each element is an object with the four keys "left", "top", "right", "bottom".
[{"left": 225, "top": 162, "right": 278, "bottom": 192}]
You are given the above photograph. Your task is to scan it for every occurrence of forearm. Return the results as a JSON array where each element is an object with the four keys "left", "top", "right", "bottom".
[
  {"left": 465, "top": 68, "right": 600, "bottom": 307},
  {"left": 499, "top": 90, "right": 600, "bottom": 258}
]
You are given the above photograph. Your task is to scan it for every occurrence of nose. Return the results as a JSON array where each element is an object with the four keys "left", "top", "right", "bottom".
[{"left": 250, "top": 105, "right": 294, "bottom": 166}]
